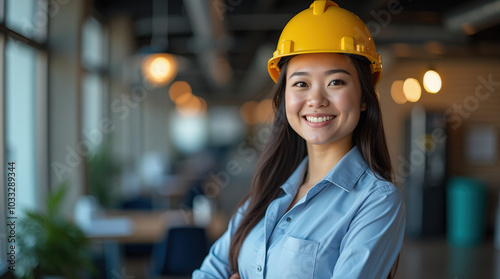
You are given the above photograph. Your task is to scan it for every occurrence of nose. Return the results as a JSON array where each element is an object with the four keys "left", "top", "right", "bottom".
[{"left": 306, "top": 87, "right": 329, "bottom": 108}]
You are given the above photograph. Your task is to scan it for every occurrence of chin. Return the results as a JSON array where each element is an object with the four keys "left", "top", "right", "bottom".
[
  {"left": 304, "top": 133, "right": 353, "bottom": 147},
  {"left": 304, "top": 137, "right": 332, "bottom": 145}
]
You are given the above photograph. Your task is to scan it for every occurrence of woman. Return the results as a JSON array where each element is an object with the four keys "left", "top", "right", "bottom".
[{"left": 193, "top": 1, "right": 405, "bottom": 278}]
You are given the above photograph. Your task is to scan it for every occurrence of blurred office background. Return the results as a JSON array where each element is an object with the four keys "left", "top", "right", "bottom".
[{"left": 0, "top": 0, "right": 500, "bottom": 278}]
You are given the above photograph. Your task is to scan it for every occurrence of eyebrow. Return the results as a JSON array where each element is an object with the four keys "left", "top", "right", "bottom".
[{"left": 289, "top": 69, "right": 351, "bottom": 79}]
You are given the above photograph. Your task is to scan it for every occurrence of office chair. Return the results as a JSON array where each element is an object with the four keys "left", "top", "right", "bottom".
[
  {"left": 120, "top": 196, "right": 154, "bottom": 211},
  {"left": 119, "top": 196, "right": 154, "bottom": 257},
  {"left": 150, "top": 227, "right": 210, "bottom": 278}
]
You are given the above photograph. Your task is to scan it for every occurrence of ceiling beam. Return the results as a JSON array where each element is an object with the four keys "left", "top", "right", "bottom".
[
  {"left": 183, "top": 0, "right": 233, "bottom": 91},
  {"left": 134, "top": 13, "right": 295, "bottom": 37},
  {"left": 373, "top": 24, "right": 468, "bottom": 44},
  {"left": 444, "top": 0, "right": 500, "bottom": 34}
]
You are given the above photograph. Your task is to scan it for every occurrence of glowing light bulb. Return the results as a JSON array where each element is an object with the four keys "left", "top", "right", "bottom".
[
  {"left": 175, "top": 93, "right": 207, "bottom": 117},
  {"left": 141, "top": 53, "right": 177, "bottom": 87},
  {"left": 150, "top": 57, "right": 170, "bottom": 80},
  {"left": 403, "top": 78, "right": 421, "bottom": 102},
  {"left": 391, "top": 80, "right": 407, "bottom": 104},
  {"left": 169, "top": 81, "right": 192, "bottom": 103},
  {"left": 423, "top": 70, "right": 442, "bottom": 93}
]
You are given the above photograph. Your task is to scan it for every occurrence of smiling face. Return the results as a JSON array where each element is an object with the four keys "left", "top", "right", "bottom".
[{"left": 285, "top": 53, "right": 365, "bottom": 149}]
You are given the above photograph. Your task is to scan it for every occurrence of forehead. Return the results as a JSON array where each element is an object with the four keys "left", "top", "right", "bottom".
[{"left": 286, "top": 53, "right": 356, "bottom": 75}]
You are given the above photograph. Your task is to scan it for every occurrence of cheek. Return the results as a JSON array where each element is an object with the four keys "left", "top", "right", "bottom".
[
  {"left": 334, "top": 91, "right": 361, "bottom": 112},
  {"left": 285, "top": 91, "right": 303, "bottom": 117}
]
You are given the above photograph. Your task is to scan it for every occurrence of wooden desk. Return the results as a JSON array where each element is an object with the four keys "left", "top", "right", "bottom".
[
  {"left": 85, "top": 210, "right": 228, "bottom": 279},
  {"left": 87, "top": 210, "right": 191, "bottom": 243},
  {"left": 85, "top": 209, "right": 228, "bottom": 243}
]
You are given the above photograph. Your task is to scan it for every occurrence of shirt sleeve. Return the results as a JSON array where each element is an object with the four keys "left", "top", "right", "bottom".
[
  {"left": 192, "top": 201, "right": 248, "bottom": 279},
  {"left": 332, "top": 184, "right": 406, "bottom": 279}
]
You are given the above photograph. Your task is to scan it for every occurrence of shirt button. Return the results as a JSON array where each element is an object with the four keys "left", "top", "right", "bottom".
[
  {"left": 286, "top": 217, "right": 291, "bottom": 222},
  {"left": 257, "top": 265, "right": 262, "bottom": 272}
]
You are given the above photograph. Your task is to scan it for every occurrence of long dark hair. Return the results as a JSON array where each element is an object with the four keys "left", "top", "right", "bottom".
[{"left": 228, "top": 54, "right": 397, "bottom": 278}]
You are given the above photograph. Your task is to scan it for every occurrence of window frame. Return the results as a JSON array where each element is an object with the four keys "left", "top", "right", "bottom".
[
  {"left": 80, "top": 13, "right": 110, "bottom": 194},
  {"left": 0, "top": 0, "right": 49, "bottom": 265}
]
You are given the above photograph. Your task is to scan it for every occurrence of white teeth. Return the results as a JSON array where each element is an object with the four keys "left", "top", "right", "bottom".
[{"left": 305, "top": 116, "right": 334, "bottom": 123}]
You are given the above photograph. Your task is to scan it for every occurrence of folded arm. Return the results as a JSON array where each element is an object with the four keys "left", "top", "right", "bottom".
[{"left": 332, "top": 186, "right": 406, "bottom": 279}]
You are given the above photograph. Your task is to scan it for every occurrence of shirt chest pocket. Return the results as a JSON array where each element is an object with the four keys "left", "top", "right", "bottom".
[{"left": 276, "top": 235, "right": 319, "bottom": 279}]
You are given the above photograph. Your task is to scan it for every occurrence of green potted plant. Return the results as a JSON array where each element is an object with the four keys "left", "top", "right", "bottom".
[
  {"left": 16, "top": 182, "right": 96, "bottom": 279},
  {"left": 87, "top": 136, "right": 120, "bottom": 209}
]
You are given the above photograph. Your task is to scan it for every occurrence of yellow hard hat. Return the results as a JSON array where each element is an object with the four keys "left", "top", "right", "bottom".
[{"left": 268, "top": 0, "right": 383, "bottom": 84}]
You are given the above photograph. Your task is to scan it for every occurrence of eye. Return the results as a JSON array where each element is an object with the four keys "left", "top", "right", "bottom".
[
  {"left": 292, "top": 81, "right": 309, "bottom": 88},
  {"left": 329, "top": 79, "right": 346, "bottom": 86}
]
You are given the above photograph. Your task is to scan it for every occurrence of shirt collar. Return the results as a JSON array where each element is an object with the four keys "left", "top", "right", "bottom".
[
  {"left": 324, "top": 146, "right": 368, "bottom": 192},
  {"left": 280, "top": 146, "right": 368, "bottom": 195},
  {"left": 280, "top": 157, "right": 308, "bottom": 197}
]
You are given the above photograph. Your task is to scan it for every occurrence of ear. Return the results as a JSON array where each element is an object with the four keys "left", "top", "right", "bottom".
[{"left": 361, "top": 102, "right": 367, "bottom": 111}]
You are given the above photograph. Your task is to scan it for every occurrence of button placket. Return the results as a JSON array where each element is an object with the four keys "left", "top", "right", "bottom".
[{"left": 255, "top": 240, "right": 266, "bottom": 278}]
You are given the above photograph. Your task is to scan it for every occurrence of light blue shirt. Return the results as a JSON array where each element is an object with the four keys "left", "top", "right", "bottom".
[{"left": 193, "top": 146, "right": 405, "bottom": 279}]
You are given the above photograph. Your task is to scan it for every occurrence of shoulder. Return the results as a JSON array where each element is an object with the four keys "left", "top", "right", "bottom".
[
  {"left": 354, "top": 168, "right": 404, "bottom": 206},
  {"left": 231, "top": 198, "right": 251, "bottom": 225}
]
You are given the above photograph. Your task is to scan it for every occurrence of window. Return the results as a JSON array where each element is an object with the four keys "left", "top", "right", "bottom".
[
  {"left": 6, "top": 0, "right": 47, "bottom": 42},
  {"left": 82, "top": 73, "right": 104, "bottom": 145},
  {"left": 5, "top": 39, "right": 39, "bottom": 214},
  {"left": 170, "top": 112, "right": 208, "bottom": 154},
  {"left": 1, "top": 0, "right": 48, "bottom": 266},
  {"left": 81, "top": 17, "right": 108, "bottom": 153},
  {"left": 82, "top": 17, "right": 106, "bottom": 70}
]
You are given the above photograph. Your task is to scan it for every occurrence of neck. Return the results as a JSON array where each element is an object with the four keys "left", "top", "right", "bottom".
[{"left": 304, "top": 137, "right": 353, "bottom": 186}]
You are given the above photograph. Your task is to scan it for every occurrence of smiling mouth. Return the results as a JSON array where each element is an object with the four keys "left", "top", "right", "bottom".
[{"left": 305, "top": 115, "right": 335, "bottom": 123}]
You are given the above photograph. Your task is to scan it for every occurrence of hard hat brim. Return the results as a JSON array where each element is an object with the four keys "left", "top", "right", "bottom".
[{"left": 268, "top": 50, "right": 382, "bottom": 84}]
